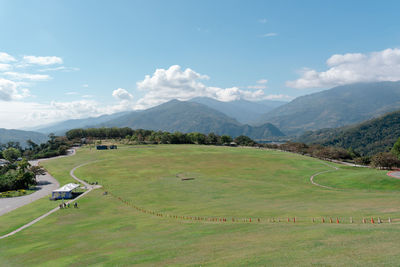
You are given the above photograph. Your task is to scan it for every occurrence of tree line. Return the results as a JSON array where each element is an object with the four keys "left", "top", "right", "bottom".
[
  {"left": 66, "top": 128, "right": 256, "bottom": 146},
  {"left": 262, "top": 139, "right": 400, "bottom": 169}
]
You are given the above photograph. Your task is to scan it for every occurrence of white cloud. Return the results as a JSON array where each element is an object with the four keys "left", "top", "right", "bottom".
[
  {"left": 259, "top": 18, "right": 267, "bottom": 24},
  {"left": 257, "top": 79, "right": 268, "bottom": 84},
  {"left": 264, "top": 94, "right": 292, "bottom": 100},
  {"left": 0, "top": 78, "right": 30, "bottom": 101},
  {"left": 82, "top": 95, "right": 94, "bottom": 98},
  {"left": 287, "top": 48, "right": 400, "bottom": 89},
  {"left": 0, "top": 63, "right": 12, "bottom": 71},
  {"left": 22, "top": 55, "right": 63, "bottom": 66},
  {"left": 112, "top": 88, "right": 133, "bottom": 101},
  {"left": 65, "top": 92, "right": 79, "bottom": 95},
  {"left": 261, "top": 33, "right": 277, "bottom": 37},
  {"left": 247, "top": 79, "right": 268, "bottom": 89},
  {"left": 82, "top": 84, "right": 89, "bottom": 88},
  {"left": 0, "top": 52, "right": 16, "bottom": 63},
  {"left": 135, "top": 65, "right": 271, "bottom": 109},
  {"left": 3, "top": 71, "right": 51, "bottom": 81},
  {"left": 0, "top": 97, "right": 136, "bottom": 129},
  {"left": 38, "top": 66, "right": 79, "bottom": 72}
]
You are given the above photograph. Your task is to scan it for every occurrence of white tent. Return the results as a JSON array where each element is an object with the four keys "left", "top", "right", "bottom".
[
  {"left": 52, "top": 183, "right": 80, "bottom": 199},
  {"left": 53, "top": 183, "right": 80, "bottom": 192}
]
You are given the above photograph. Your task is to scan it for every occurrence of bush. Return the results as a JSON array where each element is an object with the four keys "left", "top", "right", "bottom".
[
  {"left": 371, "top": 152, "right": 400, "bottom": 169},
  {"left": 234, "top": 135, "right": 255, "bottom": 146}
]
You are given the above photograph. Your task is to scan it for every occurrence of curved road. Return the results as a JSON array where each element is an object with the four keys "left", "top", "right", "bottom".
[
  {"left": 0, "top": 160, "right": 100, "bottom": 239},
  {"left": 0, "top": 149, "right": 75, "bottom": 216}
]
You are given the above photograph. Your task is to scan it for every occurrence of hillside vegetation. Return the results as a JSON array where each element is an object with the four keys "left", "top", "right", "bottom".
[{"left": 297, "top": 110, "right": 400, "bottom": 156}]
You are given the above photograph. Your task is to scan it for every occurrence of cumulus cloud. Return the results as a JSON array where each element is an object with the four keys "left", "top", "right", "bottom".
[
  {"left": 112, "top": 88, "right": 133, "bottom": 101},
  {"left": 286, "top": 48, "right": 400, "bottom": 89},
  {"left": 0, "top": 52, "right": 16, "bottom": 63},
  {"left": 135, "top": 65, "right": 270, "bottom": 109},
  {"left": 3, "top": 71, "right": 51, "bottom": 81},
  {"left": 0, "top": 78, "right": 30, "bottom": 101},
  {"left": 22, "top": 55, "right": 63, "bottom": 65}
]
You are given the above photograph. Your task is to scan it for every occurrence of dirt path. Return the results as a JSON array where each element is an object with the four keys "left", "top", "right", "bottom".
[
  {"left": 309, "top": 161, "right": 339, "bottom": 190},
  {"left": 0, "top": 149, "right": 75, "bottom": 216},
  {"left": 0, "top": 160, "right": 100, "bottom": 240}
]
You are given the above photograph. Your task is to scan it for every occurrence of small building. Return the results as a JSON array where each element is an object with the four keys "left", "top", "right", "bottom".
[
  {"left": 96, "top": 145, "right": 108, "bottom": 150},
  {"left": 109, "top": 145, "right": 117, "bottom": 149},
  {"left": 52, "top": 183, "right": 80, "bottom": 200}
]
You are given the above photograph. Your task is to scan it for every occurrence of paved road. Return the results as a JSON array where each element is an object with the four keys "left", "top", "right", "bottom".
[
  {"left": 0, "top": 149, "right": 75, "bottom": 216},
  {"left": 0, "top": 160, "right": 101, "bottom": 240}
]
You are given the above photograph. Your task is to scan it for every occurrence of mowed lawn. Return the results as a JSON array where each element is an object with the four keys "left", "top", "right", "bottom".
[{"left": 1, "top": 145, "right": 400, "bottom": 266}]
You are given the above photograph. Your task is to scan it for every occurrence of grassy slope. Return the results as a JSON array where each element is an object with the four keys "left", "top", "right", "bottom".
[{"left": 1, "top": 145, "right": 400, "bottom": 266}]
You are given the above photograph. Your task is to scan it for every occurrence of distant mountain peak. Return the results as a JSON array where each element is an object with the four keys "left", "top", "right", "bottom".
[
  {"left": 259, "top": 81, "right": 400, "bottom": 136},
  {"left": 189, "top": 96, "right": 286, "bottom": 124}
]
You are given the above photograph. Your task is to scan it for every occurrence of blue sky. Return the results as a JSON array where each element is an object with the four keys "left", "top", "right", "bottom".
[{"left": 1, "top": 0, "right": 400, "bottom": 128}]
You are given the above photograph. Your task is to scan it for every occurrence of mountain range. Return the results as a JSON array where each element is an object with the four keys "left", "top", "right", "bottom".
[
  {"left": 258, "top": 81, "right": 400, "bottom": 135},
  {"left": 0, "top": 128, "right": 48, "bottom": 147},
  {"left": 97, "top": 100, "right": 285, "bottom": 139},
  {"left": 190, "top": 97, "right": 285, "bottom": 124},
  {"left": 29, "top": 100, "right": 285, "bottom": 139},
  {"left": 5, "top": 80, "right": 400, "bottom": 147}
]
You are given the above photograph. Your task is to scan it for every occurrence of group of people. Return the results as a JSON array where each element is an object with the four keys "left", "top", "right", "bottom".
[{"left": 59, "top": 202, "right": 78, "bottom": 209}]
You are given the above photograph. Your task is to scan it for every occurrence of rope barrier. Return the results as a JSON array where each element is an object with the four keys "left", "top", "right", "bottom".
[{"left": 102, "top": 187, "right": 396, "bottom": 225}]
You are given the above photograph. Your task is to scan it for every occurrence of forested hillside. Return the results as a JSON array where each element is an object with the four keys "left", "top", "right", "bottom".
[{"left": 297, "top": 110, "right": 400, "bottom": 155}]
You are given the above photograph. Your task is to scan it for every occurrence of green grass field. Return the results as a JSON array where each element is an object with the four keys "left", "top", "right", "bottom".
[{"left": 1, "top": 145, "right": 400, "bottom": 266}]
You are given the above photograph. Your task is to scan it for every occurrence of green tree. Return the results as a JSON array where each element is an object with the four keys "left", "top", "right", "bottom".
[
  {"left": 29, "top": 165, "right": 46, "bottom": 176},
  {"left": 234, "top": 135, "right": 255, "bottom": 146},
  {"left": 3, "top": 148, "right": 21, "bottom": 163},
  {"left": 221, "top": 135, "right": 232, "bottom": 144},
  {"left": 391, "top": 137, "right": 400, "bottom": 159}
]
